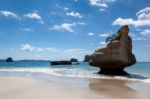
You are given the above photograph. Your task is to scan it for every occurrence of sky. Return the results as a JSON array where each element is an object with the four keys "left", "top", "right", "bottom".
[{"left": 0, "top": 0, "right": 150, "bottom": 61}]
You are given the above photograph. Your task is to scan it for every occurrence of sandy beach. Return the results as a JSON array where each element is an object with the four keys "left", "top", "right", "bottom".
[
  {"left": 0, "top": 76, "right": 150, "bottom": 99},
  {"left": 0, "top": 77, "right": 106, "bottom": 99},
  {"left": 0, "top": 0, "right": 149, "bottom": 99}
]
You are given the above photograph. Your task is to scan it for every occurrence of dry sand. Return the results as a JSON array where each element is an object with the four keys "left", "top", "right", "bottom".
[
  {"left": 0, "top": 77, "right": 106, "bottom": 99},
  {"left": 0, "top": 77, "right": 150, "bottom": 99}
]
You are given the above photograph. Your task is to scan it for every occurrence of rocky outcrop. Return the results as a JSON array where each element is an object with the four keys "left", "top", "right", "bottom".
[
  {"left": 70, "top": 58, "right": 78, "bottom": 62},
  {"left": 83, "top": 55, "right": 90, "bottom": 62},
  {"left": 89, "top": 25, "right": 136, "bottom": 75},
  {"left": 6, "top": 57, "right": 13, "bottom": 62},
  {"left": 50, "top": 61, "right": 72, "bottom": 65}
]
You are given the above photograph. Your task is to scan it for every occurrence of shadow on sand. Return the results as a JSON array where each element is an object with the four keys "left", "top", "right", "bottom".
[
  {"left": 89, "top": 78, "right": 136, "bottom": 99},
  {"left": 88, "top": 72, "right": 150, "bottom": 99}
]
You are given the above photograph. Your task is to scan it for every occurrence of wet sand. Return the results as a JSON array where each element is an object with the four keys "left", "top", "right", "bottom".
[
  {"left": 0, "top": 76, "right": 150, "bottom": 99},
  {"left": 88, "top": 78, "right": 150, "bottom": 99}
]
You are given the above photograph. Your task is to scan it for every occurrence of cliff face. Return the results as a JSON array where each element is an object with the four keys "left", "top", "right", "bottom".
[{"left": 89, "top": 25, "right": 136, "bottom": 75}]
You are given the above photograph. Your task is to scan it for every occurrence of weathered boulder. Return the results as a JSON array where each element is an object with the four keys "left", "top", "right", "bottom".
[
  {"left": 6, "top": 57, "right": 13, "bottom": 62},
  {"left": 83, "top": 55, "right": 90, "bottom": 62},
  {"left": 89, "top": 25, "right": 136, "bottom": 75},
  {"left": 70, "top": 58, "right": 78, "bottom": 62},
  {"left": 50, "top": 61, "right": 72, "bottom": 65}
]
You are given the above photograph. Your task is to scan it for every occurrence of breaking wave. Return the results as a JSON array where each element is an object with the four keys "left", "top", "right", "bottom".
[{"left": 0, "top": 67, "right": 150, "bottom": 83}]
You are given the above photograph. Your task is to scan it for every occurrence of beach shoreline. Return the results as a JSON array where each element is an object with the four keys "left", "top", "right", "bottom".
[
  {"left": 0, "top": 76, "right": 150, "bottom": 99},
  {"left": 0, "top": 76, "right": 106, "bottom": 99}
]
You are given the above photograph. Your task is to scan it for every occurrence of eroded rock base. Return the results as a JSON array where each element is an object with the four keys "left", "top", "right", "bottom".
[{"left": 98, "top": 68, "right": 129, "bottom": 75}]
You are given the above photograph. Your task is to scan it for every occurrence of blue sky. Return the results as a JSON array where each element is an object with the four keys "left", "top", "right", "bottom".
[{"left": 0, "top": 0, "right": 150, "bottom": 61}]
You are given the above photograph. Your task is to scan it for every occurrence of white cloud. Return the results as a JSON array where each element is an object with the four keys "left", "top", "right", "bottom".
[
  {"left": 59, "top": 49, "right": 91, "bottom": 55},
  {"left": 21, "top": 28, "right": 34, "bottom": 32},
  {"left": 112, "top": 17, "right": 150, "bottom": 27},
  {"left": 130, "top": 32, "right": 147, "bottom": 41},
  {"left": 45, "top": 48, "right": 59, "bottom": 52},
  {"left": 35, "top": 55, "right": 42, "bottom": 58},
  {"left": 140, "top": 29, "right": 150, "bottom": 36},
  {"left": 55, "top": 4, "right": 61, "bottom": 9},
  {"left": 89, "top": 0, "right": 116, "bottom": 9},
  {"left": 50, "top": 22, "right": 85, "bottom": 33},
  {"left": 89, "top": 0, "right": 108, "bottom": 8},
  {"left": 76, "top": 22, "right": 85, "bottom": 25},
  {"left": 24, "top": 12, "right": 44, "bottom": 24},
  {"left": 21, "top": 44, "right": 58, "bottom": 52},
  {"left": 45, "top": 48, "right": 91, "bottom": 55},
  {"left": 21, "top": 44, "right": 35, "bottom": 51},
  {"left": 20, "top": 44, "right": 92, "bottom": 56},
  {"left": 64, "top": 7, "right": 69, "bottom": 11},
  {"left": 129, "top": 33, "right": 136, "bottom": 37},
  {"left": 36, "top": 48, "right": 44, "bottom": 52},
  {"left": 100, "top": 41, "right": 106, "bottom": 45},
  {"left": 88, "top": 32, "right": 95, "bottom": 36},
  {"left": 136, "top": 7, "right": 150, "bottom": 16},
  {"left": 100, "top": 8, "right": 106, "bottom": 11},
  {"left": 133, "top": 37, "right": 146, "bottom": 41},
  {"left": 99, "top": 33, "right": 109, "bottom": 37},
  {"left": 66, "top": 11, "right": 83, "bottom": 18},
  {"left": 50, "top": 23, "right": 75, "bottom": 32},
  {"left": 137, "top": 12, "right": 150, "bottom": 20},
  {"left": 0, "top": 10, "right": 19, "bottom": 18},
  {"left": 113, "top": 7, "right": 150, "bottom": 27}
]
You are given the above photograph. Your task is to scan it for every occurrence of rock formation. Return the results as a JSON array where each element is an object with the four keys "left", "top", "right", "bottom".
[
  {"left": 83, "top": 55, "right": 90, "bottom": 62},
  {"left": 6, "top": 57, "right": 13, "bottom": 62},
  {"left": 70, "top": 58, "right": 78, "bottom": 62},
  {"left": 89, "top": 25, "right": 136, "bottom": 75},
  {"left": 50, "top": 61, "right": 72, "bottom": 65}
]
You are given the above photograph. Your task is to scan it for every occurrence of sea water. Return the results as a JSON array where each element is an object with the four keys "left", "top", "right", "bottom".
[{"left": 0, "top": 61, "right": 150, "bottom": 83}]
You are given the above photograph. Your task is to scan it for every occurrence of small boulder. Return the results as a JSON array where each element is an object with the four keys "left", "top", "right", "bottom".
[
  {"left": 6, "top": 57, "right": 13, "bottom": 62},
  {"left": 70, "top": 58, "right": 78, "bottom": 62}
]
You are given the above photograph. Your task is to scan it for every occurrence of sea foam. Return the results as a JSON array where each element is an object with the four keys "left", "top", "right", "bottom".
[{"left": 0, "top": 68, "right": 150, "bottom": 83}]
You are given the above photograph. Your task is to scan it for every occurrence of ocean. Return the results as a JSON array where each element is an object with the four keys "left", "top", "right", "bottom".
[{"left": 0, "top": 61, "right": 150, "bottom": 83}]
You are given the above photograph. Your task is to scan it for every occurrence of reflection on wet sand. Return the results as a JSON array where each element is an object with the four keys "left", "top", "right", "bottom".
[{"left": 89, "top": 79, "right": 137, "bottom": 99}]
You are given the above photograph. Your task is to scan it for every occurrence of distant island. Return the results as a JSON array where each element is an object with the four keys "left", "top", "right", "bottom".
[
  {"left": 6, "top": 57, "right": 13, "bottom": 62},
  {"left": 0, "top": 59, "right": 5, "bottom": 62},
  {"left": 0, "top": 59, "right": 49, "bottom": 62},
  {"left": 17, "top": 60, "right": 49, "bottom": 62}
]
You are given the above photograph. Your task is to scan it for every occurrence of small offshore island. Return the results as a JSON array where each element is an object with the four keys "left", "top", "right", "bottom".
[{"left": 50, "top": 58, "right": 79, "bottom": 65}]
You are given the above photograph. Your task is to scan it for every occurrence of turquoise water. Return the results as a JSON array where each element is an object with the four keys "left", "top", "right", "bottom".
[
  {"left": 126, "top": 62, "right": 150, "bottom": 77},
  {"left": 0, "top": 61, "right": 150, "bottom": 83}
]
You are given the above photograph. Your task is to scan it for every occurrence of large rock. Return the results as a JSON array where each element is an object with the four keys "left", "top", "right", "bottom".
[
  {"left": 83, "top": 55, "right": 90, "bottom": 62},
  {"left": 89, "top": 25, "right": 136, "bottom": 75}
]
